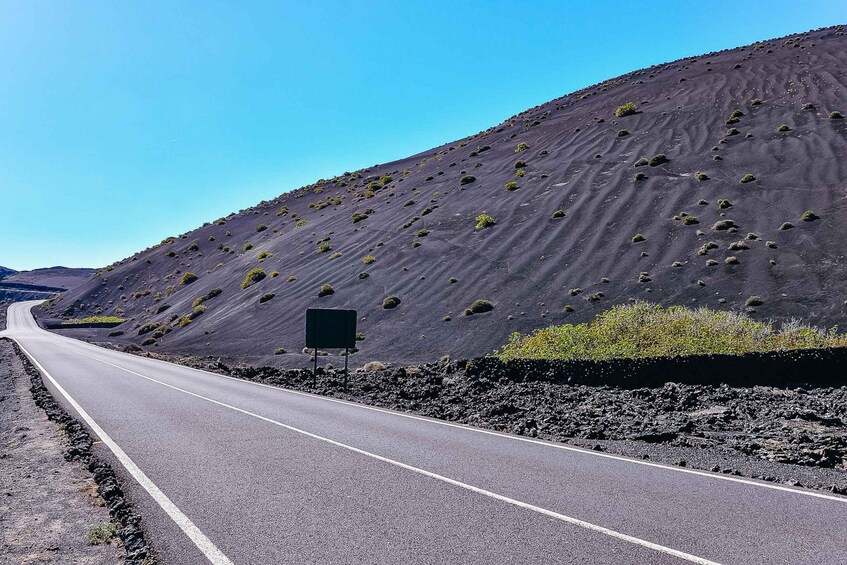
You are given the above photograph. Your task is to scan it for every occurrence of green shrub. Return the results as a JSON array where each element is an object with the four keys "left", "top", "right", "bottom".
[
  {"left": 317, "top": 242, "right": 331, "bottom": 253},
  {"left": 241, "top": 268, "right": 266, "bottom": 289},
  {"left": 243, "top": 242, "right": 254, "bottom": 251},
  {"left": 416, "top": 228, "right": 429, "bottom": 237},
  {"left": 257, "top": 251, "right": 272, "bottom": 262},
  {"left": 382, "top": 295, "right": 401, "bottom": 309},
  {"left": 631, "top": 233, "right": 645, "bottom": 243},
  {"left": 514, "top": 160, "right": 526, "bottom": 169},
  {"left": 504, "top": 181, "right": 519, "bottom": 191},
  {"left": 274, "top": 348, "right": 286, "bottom": 355},
  {"left": 740, "top": 174, "right": 756, "bottom": 183},
  {"left": 634, "top": 157, "right": 648, "bottom": 167},
  {"left": 192, "top": 288, "right": 222, "bottom": 307},
  {"left": 363, "top": 255, "right": 376, "bottom": 264},
  {"left": 179, "top": 272, "right": 198, "bottom": 285},
  {"left": 681, "top": 216, "right": 699, "bottom": 225},
  {"left": 86, "top": 522, "right": 120, "bottom": 545},
  {"left": 515, "top": 142, "right": 530, "bottom": 152},
  {"left": 352, "top": 212, "right": 369, "bottom": 223},
  {"left": 777, "top": 124, "right": 791, "bottom": 132},
  {"left": 188, "top": 242, "right": 199, "bottom": 251},
  {"left": 695, "top": 171, "right": 709, "bottom": 181},
  {"left": 475, "top": 214, "right": 495, "bottom": 229},
  {"left": 259, "top": 293, "right": 275, "bottom": 303},
  {"left": 466, "top": 299, "right": 494, "bottom": 314},
  {"left": 498, "top": 301, "right": 847, "bottom": 361},
  {"left": 179, "top": 316, "right": 192, "bottom": 327},
  {"left": 328, "top": 252, "right": 342, "bottom": 260},
  {"left": 830, "top": 111, "right": 844, "bottom": 119},
  {"left": 648, "top": 154, "right": 668, "bottom": 166},
  {"left": 318, "top": 284, "right": 334, "bottom": 297},
  {"left": 271, "top": 271, "right": 280, "bottom": 277},
  {"left": 718, "top": 199, "right": 732, "bottom": 209},
  {"left": 552, "top": 209, "right": 565, "bottom": 218},
  {"left": 801, "top": 210, "right": 819, "bottom": 221},
  {"left": 256, "top": 224, "right": 267, "bottom": 232},
  {"left": 460, "top": 175, "right": 476, "bottom": 185},
  {"left": 634, "top": 172, "right": 647, "bottom": 181},
  {"left": 287, "top": 275, "right": 297, "bottom": 282},
  {"left": 614, "top": 102, "right": 637, "bottom": 117}
]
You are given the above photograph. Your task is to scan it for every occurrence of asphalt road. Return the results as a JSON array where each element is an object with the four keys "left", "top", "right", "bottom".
[{"left": 3, "top": 301, "right": 847, "bottom": 564}]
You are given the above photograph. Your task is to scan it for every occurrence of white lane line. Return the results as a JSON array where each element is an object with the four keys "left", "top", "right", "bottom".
[
  {"left": 19, "top": 302, "right": 847, "bottom": 504},
  {"left": 85, "top": 340, "right": 847, "bottom": 505},
  {"left": 51, "top": 342, "right": 721, "bottom": 565},
  {"left": 13, "top": 340, "right": 233, "bottom": 565}
]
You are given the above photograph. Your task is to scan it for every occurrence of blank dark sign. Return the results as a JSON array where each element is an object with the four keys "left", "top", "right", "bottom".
[{"left": 305, "top": 309, "right": 357, "bottom": 349}]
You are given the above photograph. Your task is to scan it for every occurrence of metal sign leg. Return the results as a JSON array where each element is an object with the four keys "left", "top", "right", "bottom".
[{"left": 344, "top": 347, "right": 349, "bottom": 390}]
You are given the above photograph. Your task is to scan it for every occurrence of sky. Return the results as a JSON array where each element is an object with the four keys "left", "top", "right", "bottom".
[{"left": 0, "top": 1, "right": 844, "bottom": 271}]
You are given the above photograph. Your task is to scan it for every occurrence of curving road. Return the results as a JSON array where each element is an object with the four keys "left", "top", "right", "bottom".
[{"left": 2, "top": 300, "right": 847, "bottom": 564}]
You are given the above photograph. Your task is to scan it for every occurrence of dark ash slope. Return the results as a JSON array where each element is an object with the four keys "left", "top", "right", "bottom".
[{"left": 41, "top": 26, "right": 847, "bottom": 365}]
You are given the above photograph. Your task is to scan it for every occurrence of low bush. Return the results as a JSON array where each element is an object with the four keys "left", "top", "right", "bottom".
[
  {"left": 631, "top": 233, "right": 645, "bottom": 243},
  {"left": 504, "top": 181, "right": 519, "bottom": 191},
  {"left": 465, "top": 299, "right": 494, "bottom": 314},
  {"left": 179, "top": 272, "right": 199, "bottom": 285},
  {"left": 317, "top": 242, "right": 331, "bottom": 253},
  {"left": 256, "top": 224, "right": 268, "bottom": 232},
  {"left": 259, "top": 293, "right": 275, "bottom": 304},
  {"left": 648, "top": 154, "right": 668, "bottom": 166},
  {"left": 416, "top": 228, "right": 429, "bottom": 237},
  {"left": 241, "top": 268, "right": 266, "bottom": 289},
  {"left": 192, "top": 288, "right": 222, "bottom": 307},
  {"left": 460, "top": 175, "right": 476, "bottom": 185},
  {"left": 498, "top": 301, "right": 847, "bottom": 360},
  {"left": 740, "top": 174, "right": 756, "bottom": 183},
  {"left": 614, "top": 102, "right": 637, "bottom": 117},
  {"left": 515, "top": 142, "right": 530, "bottom": 152},
  {"left": 801, "top": 210, "right": 819, "bottom": 221},
  {"left": 830, "top": 111, "right": 844, "bottom": 119},
  {"left": 475, "top": 214, "right": 495, "bottom": 229},
  {"left": 362, "top": 255, "right": 376, "bottom": 264},
  {"left": 382, "top": 295, "right": 401, "bottom": 309},
  {"left": 318, "top": 284, "right": 334, "bottom": 297},
  {"left": 257, "top": 251, "right": 272, "bottom": 262}
]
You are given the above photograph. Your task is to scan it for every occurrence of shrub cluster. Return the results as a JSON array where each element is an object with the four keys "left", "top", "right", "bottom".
[{"left": 499, "top": 301, "right": 847, "bottom": 360}]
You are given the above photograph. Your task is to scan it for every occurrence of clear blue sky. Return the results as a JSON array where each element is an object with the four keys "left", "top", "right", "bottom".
[{"left": 1, "top": 1, "right": 843, "bottom": 270}]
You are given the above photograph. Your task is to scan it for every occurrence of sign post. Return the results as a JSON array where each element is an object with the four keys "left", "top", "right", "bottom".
[{"left": 305, "top": 309, "right": 357, "bottom": 388}]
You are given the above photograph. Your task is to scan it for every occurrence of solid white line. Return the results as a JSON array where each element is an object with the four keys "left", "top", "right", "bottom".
[
  {"left": 48, "top": 342, "right": 721, "bottom": 565},
  {"left": 13, "top": 301, "right": 847, "bottom": 504},
  {"left": 13, "top": 340, "right": 233, "bottom": 565}
]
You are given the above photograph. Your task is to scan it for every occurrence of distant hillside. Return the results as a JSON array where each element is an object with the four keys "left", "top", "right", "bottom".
[
  {"left": 41, "top": 26, "right": 847, "bottom": 366},
  {"left": 0, "top": 266, "right": 18, "bottom": 280},
  {"left": 1, "top": 266, "right": 95, "bottom": 303},
  {"left": 4, "top": 267, "right": 95, "bottom": 291}
]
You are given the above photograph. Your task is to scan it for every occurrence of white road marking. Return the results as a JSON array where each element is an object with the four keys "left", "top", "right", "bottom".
[
  {"left": 41, "top": 341, "right": 721, "bottom": 565},
  {"left": 11, "top": 301, "right": 847, "bottom": 504},
  {"left": 13, "top": 341, "right": 233, "bottom": 565}
]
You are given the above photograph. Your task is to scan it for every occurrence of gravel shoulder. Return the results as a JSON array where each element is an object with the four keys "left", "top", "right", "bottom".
[{"left": 0, "top": 338, "right": 124, "bottom": 564}]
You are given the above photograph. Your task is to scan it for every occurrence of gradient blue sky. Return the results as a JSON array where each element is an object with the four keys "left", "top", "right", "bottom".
[{"left": 1, "top": 1, "right": 844, "bottom": 270}]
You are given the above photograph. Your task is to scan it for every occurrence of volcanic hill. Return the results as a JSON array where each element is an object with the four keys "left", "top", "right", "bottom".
[
  {"left": 40, "top": 26, "right": 847, "bottom": 366},
  {"left": 1, "top": 266, "right": 95, "bottom": 303}
]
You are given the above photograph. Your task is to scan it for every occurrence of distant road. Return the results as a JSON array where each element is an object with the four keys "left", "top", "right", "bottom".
[{"left": 3, "top": 301, "right": 847, "bottom": 564}]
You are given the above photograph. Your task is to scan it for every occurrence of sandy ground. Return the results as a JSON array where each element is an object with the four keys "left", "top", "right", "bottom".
[{"left": 0, "top": 336, "right": 123, "bottom": 564}]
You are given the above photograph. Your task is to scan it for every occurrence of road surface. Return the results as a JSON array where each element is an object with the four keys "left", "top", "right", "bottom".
[{"left": 2, "top": 301, "right": 847, "bottom": 564}]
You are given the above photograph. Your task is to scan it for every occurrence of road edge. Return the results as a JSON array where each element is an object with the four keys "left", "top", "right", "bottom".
[{"left": 5, "top": 337, "right": 156, "bottom": 564}]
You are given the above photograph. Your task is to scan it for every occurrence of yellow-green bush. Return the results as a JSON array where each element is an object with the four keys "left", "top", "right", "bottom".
[{"left": 498, "top": 302, "right": 847, "bottom": 361}]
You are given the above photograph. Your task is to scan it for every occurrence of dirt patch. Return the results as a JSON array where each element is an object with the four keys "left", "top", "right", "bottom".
[
  {"left": 1, "top": 339, "right": 155, "bottom": 564},
  {"left": 0, "top": 339, "right": 123, "bottom": 563},
  {"left": 126, "top": 348, "right": 847, "bottom": 494}
]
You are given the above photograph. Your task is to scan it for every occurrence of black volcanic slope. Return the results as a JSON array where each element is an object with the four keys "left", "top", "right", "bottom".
[{"left": 42, "top": 27, "right": 847, "bottom": 365}]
